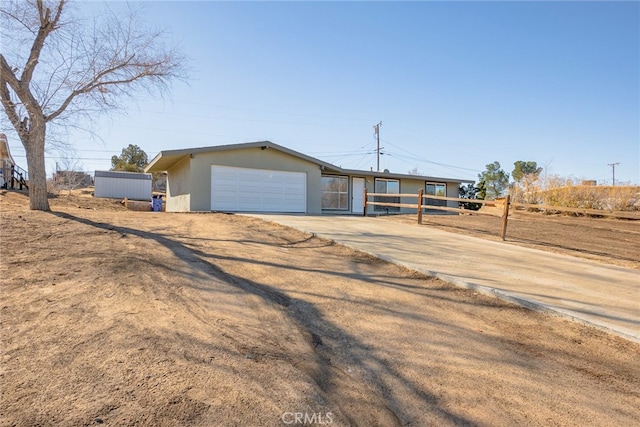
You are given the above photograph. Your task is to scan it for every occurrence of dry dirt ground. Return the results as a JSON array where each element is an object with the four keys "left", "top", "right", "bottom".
[
  {"left": 382, "top": 208, "right": 640, "bottom": 270},
  {"left": 1, "top": 190, "right": 639, "bottom": 427}
]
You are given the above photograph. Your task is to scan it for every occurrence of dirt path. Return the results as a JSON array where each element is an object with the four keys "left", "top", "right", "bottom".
[{"left": 1, "top": 191, "right": 639, "bottom": 426}]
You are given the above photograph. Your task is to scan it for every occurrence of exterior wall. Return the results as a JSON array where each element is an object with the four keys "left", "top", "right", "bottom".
[
  {"left": 446, "top": 182, "right": 459, "bottom": 208},
  {"left": 362, "top": 176, "right": 462, "bottom": 215},
  {"left": 166, "top": 156, "right": 191, "bottom": 212},
  {"left": 94, "top": 171, "right": 152, "bottom": 200},
  {"left": 189, "top": 146, "right": 322, "bottom": 213},
  {"left": 398, "top": 178, "right": 427, "bottom": 214},
  {"left": 362, "top": 175, "right": 427, "bottom": 215},
  {"left": 168, "top": 194, "right": 191, "bottom": 212}
]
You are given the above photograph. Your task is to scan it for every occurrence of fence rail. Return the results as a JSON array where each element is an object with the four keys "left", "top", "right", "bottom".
[
  {"left": 364, "top": 190, "right": 638, "bottom": 240},
  {"left": 509, "top": 202, "right": 640, "bottom": 220}
]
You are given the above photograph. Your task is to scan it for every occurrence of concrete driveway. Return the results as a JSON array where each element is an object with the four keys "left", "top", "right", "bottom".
[{"left": 248, "top": 214, "right": 640, "bottom": 344}]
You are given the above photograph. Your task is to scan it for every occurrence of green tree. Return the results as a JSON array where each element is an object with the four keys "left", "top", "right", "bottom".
[
  {"left": 512, "top": 161, "right": 542, "bottom": 183},
  {"left": 1, "top": 1, "right": 186, "bottom": 211},
  {"left": 111, "top": 144, "right": 148, "bottom": 172},
  {"left": 478, "top": 161, "right": 509, "bottom": 200},
  {"left": 458, "top": 183, "right": 483, "bottom": 211}
]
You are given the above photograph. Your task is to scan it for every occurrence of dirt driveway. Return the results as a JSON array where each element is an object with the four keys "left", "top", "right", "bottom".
[{"left": 1, "top": 190, "right": 639, "bottom": 426}]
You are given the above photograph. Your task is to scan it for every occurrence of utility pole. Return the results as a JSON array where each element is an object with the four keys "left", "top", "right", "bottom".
[
  {"left": 607, "top": 162, "right": 620, "bottom": 186},
  {"left": 373, "top": 121, "right": 382, "bottom": 171}
]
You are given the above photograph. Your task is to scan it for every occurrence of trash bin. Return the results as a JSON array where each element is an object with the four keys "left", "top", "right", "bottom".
[{"left": 152, "top": 196, "right": 163, "bottom": 212}]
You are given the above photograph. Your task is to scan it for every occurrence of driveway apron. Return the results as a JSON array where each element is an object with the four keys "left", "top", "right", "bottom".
[{"left": 248, "top": 214, "right": 640, "bottom": 344}]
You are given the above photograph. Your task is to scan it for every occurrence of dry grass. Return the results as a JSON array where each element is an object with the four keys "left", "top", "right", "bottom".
[
  {"left": 510, "top": 175, "right": 639, "bottom": 211},
  {"left": 542, "top": 185, "right": 640, "bottom": 211}
]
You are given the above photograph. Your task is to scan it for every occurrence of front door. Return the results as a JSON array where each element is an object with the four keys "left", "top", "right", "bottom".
[{"left": 352, "top": 177, "right": 365, "bottom": 214}]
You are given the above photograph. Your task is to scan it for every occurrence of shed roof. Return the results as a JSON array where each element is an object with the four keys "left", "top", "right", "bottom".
[
  {"left": 95, "top": 170, "right": 152, "bottom": 180},
  {"left": 145, "top": 140, "right": 473, "bottom": 184}
]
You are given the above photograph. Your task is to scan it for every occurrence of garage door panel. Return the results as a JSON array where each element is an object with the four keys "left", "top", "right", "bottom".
[{"left": 211, "top": 165, "right": 306, "bottom": 213}]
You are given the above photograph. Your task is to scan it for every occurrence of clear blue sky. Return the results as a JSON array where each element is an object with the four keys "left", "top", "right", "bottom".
[{"left": 6, "top": 0, "right": 640, "bottom": 184}]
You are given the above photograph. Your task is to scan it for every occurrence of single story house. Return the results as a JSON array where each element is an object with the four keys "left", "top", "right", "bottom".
[{"left": 144, "top": 141, "right": 473, "bottom": 214}]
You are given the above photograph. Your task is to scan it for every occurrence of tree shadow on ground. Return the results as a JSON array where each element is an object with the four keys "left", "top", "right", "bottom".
[{"left": 51, "top": 210, "right": 507, "bottom": 425}]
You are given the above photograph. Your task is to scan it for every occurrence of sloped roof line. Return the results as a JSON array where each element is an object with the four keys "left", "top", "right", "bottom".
[
  {"left": 145, "top": 140, "right": 473, "bottom": 183},
  {"left": 145, "top": 140, "right": 341, "bottom": 173}
]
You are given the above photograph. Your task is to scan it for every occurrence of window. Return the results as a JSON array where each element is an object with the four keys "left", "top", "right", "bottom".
[
  {"left": 321, "top": 175, "right": 349, "bottom": 210},
  {"left": 374, "top": 178, "right": 400, "bottom": 212},
  {"left": 425, "top": 182, "right": 447, "bottom": 207}
]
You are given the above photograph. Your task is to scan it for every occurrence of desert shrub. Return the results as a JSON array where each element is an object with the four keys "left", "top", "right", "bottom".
[
  {"left": 510, "top": 174, "right": 639, "bottom": 212},
  {"left": 544, "top": 185, "right": 639, "bottom": 211}
]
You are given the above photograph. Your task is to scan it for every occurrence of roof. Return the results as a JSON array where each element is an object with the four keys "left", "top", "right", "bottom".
[
  {"left": 337, "top": 168, "right": 474, "bottom": 184},
  {"left": 145, "top": 140, "right": 473, "bottom": 184},
  {"left": 95, "top": 170, "right": 152, "bottom": 180},
  {"left": 145, "top": 141, "right": 341, "bottom": 174}
]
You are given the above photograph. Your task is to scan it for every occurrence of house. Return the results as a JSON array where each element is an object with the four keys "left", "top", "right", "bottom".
[
  {"left": 94, "top": 170, "right": 152, "bottom": 201},
  {"left": 0, "top": 133, "right": 15, "bottom": 189},
  {"left": 0, "top": 133, "right": 28, "bottom": 190},
  {"left": 144, "top": 141, "right": 473, "bottom": 214}
]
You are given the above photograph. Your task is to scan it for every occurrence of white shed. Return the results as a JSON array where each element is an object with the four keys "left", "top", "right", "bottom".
[{"left": 94, "top": 170, "right": 152, "bottom": 201}]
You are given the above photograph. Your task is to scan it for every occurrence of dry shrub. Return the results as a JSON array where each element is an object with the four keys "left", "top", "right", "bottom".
[
  {"left": 545, "top": 185, "right": 639, "bottom": 211},
  {"left": 510, "top": 175, "right": 640, "bottom": 212}
]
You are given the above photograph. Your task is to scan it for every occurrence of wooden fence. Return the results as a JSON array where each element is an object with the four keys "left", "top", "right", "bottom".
[{"left": 364, "top": 189, "right": 638, "bottom": 241}]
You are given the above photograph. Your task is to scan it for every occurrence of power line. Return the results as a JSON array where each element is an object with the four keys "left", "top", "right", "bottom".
[
  {"left": 380, "top": 138, "right": 481, "bottom": 173},
  {"left": 12, "top": 154, "right": 112, "bottom": 161},
  {"left": 383, "top": 152, "right": 477, "bottom": 179}
]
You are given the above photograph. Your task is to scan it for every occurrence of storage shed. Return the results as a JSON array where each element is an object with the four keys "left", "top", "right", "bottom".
[{"left": 94, "top": 170, "right": 152, "bottom": 201}]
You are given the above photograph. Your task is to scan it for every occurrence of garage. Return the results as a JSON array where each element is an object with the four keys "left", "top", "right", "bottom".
[{"left": 211, "top": 165, "right": 307, "bottom": 213}]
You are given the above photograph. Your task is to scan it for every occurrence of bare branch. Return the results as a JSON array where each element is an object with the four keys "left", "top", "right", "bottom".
[
  {"left": 0, "top": 3, "right": 38, "bottom": 35},
  {"left": 0, "top": 0, "right": 188, "bottom": 211},
  {"left": 0, "top": 54, "right": 28, "bottom": 140},
  {"left": 21, "top": 0, "right": 65, "bottom": 86}
]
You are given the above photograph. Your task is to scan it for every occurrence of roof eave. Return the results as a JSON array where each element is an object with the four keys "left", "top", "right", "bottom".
[
  {"left": 144, "top": 152, "right": 190, "bottom": 173},
  {"left": 336, "top": 168, "right": 474, "bottom": 184},
  {"left": 145, "top": 140, "right": 339, "bottom": 173}
]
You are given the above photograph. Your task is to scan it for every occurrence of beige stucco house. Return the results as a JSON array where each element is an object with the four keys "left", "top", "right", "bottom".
[{"left": 145, "top": 141, "right": 473, "bottom": 214}]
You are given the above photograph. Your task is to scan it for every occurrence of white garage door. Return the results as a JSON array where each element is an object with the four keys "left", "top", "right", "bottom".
[{"left": 211, "top": 165, "right": 307, "bottom": 213}]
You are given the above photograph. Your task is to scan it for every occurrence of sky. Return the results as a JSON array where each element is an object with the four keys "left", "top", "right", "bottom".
[{"left": 4, "top": 0, "right": 640, "bottom": 185}]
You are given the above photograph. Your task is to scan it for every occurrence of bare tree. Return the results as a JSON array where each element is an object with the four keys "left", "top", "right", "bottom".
[
  {"left": 0, "top": 0, "right": 187, "bottom": 210},
  {"left": 51, "top": 154, "right": 88, "bottom": 196}
]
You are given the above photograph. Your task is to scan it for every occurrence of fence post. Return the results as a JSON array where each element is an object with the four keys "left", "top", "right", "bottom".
[
  {"left": 417, "top": 189, "right": 423, "bottom": 224},
  {"left": 500, "top": 195, "right": 511, "bottom": 241},
  {"left": 363, "top": 188, "right": 367, "bottom": 216}
]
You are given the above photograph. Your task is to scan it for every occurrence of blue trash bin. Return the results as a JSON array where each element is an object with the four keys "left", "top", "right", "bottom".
[{"left": 152, "top": 197, "right": 163, "bottom": 212}]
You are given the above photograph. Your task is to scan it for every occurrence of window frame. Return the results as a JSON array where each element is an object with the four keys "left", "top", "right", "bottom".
[
  {"left": 425, "top": 182, "right": 447, "bottom": 207},
  {"left": 374, "top": 178, "right": 400, "bottom": 212},
  {"left": 321, "top": 175, "right": 349, "bottom": 210}
]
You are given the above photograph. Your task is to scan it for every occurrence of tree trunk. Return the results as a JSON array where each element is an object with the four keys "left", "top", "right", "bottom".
[{"left": 24, "top": 126, "right": 50, "bottom": 211}]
